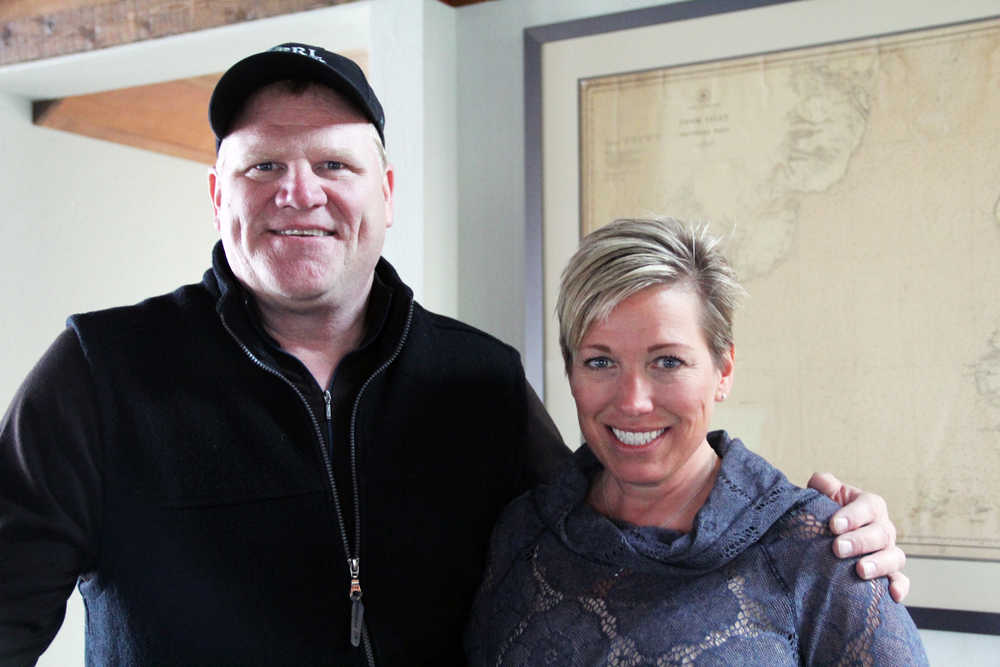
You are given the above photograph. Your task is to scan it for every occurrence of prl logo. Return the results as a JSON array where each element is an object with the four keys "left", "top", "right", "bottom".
[{"left": 270, "top": 45, "right": 327, "bottom": 64}]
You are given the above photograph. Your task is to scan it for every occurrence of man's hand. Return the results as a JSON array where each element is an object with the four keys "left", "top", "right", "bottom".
[{"left": 807, "top": 472, "right": 909, "bottom": 603}]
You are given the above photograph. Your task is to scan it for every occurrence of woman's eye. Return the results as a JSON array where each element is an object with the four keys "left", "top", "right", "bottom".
[
  {"left": 655, "top": 356, "right": 682, "bottom": 369},
  {"left": 583, "top": 357, "right": 613, "bottom": 370}
]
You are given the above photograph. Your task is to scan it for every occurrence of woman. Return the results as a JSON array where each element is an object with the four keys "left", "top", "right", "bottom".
[{"left": 465, "top": 218, "right": 926, "bottom": 665}]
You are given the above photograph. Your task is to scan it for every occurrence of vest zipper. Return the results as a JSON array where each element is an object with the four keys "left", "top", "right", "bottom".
[
  {"left": 221, "top": 316, "right": 373, "bottom": 666},
  {"left": 222, "top": 299, "right": 415, "bottom": 667},
  {"left": 346, "top": 301, "right": 414, "bottom": 667},
  {"left": 325, "top": 389, "right": 365, "bottom": 650},
  {"left": 349, "top": 557, "right": 365, "bottom": 647}
]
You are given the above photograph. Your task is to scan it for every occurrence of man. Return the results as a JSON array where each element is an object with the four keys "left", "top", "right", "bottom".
[{"left": 0, "top": 44, "right": 906, "bottom": 666}]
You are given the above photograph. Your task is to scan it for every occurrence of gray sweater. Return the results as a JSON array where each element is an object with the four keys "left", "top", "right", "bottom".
[{"left": 465, "top": 431, "right": 927, "bottom": 665}]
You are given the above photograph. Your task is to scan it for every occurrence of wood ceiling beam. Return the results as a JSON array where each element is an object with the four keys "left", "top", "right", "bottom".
[
  {"left": 31, "top": 48, "right": 368, "bottom": 165},
  {"left": 1, "top": 0, "right": 496, "bottom": 67},
  {"left": 33, "top": 74, "right": 222, "bottom": 164},
  {"left": 0, "top": 0, "right": 361, "bottom": 67},
  {"left": 1, "top": 0, "right": 121, "bottom": 23}
]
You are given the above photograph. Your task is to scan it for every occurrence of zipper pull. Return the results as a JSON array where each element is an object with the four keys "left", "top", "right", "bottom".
[
  {"left": 324, "top": 390, "right": 332, "bottom": 421},
  {"left": 349, "top": 557, "right": 364, "bottom": 647}
]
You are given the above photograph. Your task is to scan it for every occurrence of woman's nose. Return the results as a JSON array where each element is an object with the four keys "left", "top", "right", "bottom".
[
  {"left": 276, "top": 165, "right": 327, "bottom": 209},
  {"left": 617, "top": 372, "right": 654, "bottom": 415}
]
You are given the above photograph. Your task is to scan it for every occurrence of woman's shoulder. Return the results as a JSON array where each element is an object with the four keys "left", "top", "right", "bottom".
[
  {"left": 482, "top": 450, "right": 592, "bottom": 580},
  {"left": 756, "top": 491, "right": 846, "bottom": 586},
  {"left": 756, "top": 496, "right": 928, "bottom": 665},
  {"left": 760, "top": 493, "right": 839, "bottom": 548},
  {"left": 475, "top": 490, "right": 548, "bottom": 599},
  {"left": 493, "top": 490, "right": 546, "bottom": 540}
]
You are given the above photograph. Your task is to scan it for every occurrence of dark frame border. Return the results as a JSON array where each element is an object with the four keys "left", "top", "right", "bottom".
[
  {"left": 909, "top": 607, "right": 1000, "bottom": 636},
  {"left": 522, "top": 0, "right": 1000, "bottom": 635}
]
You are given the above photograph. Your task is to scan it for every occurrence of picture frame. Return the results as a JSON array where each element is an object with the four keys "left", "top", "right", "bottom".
[{"left": 523, "top": 0, "right": 1000, "bottom": 635}]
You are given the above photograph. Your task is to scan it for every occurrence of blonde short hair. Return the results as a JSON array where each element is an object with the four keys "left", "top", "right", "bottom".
[{"left": 557, "top": 218, "right": 743, "bottom": 372}]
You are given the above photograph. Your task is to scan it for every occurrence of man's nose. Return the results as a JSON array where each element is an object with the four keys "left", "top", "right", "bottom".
[
  {"left": 276, "top": 165, "right": 327, "bottom": 209},
  {"left": 617, "top": 371, "right": 654, "bottom": 415}
]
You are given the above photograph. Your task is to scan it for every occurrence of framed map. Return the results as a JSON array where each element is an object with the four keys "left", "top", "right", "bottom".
[
  {"left": 577, "top": 15, "right": 1000, "bottom": 563},
  {"left": 526, "top": 0, "right": 1000, "bottom": 630}
]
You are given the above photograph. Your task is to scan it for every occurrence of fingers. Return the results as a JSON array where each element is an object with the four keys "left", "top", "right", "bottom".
[
  {"left": 847, "top": 543, "right": 906, "bottom": 577},
  {"left": 832, "top": 521, "right": 897, "bottom": 562},
  {"left": 812, "top": 473, "right": 909, "bottom": 603},
  {"left": 887, "top": 572, "right": 910, "bottom": 603},
  {"left": 807, "top": 472, "right": 844, "bottom": 503},
  {"left": 828, "top": 491, "right": 889, "bottom": 536},
  {"left": 808, "top": 471, "right": 861, "bottom": 507}
]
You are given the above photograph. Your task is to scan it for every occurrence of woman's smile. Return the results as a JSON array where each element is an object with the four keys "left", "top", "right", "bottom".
[{"left": 609, "top": 426, "right": 668, "bottom": 448}]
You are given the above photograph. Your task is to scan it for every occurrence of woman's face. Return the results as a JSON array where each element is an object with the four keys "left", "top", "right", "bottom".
[{"left": 569, "top": 284, "right": 734, "bottom": 489}]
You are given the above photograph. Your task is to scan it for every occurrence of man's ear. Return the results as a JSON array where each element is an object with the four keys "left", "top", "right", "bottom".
[
  {"left": 208, "top": 168, "right": 222, "bottom": 232},
  {"left": 382, "top": 164, "right": 395, "bottom": 229}
]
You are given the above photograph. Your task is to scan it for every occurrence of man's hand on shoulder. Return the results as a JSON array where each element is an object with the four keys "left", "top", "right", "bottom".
[{"left": 807, "top": 472, "right": 909, "bottom": 603}]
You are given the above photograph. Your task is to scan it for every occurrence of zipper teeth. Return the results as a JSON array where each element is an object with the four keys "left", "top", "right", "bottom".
[
  {"left": 362, "top": 625, "right": 375, "bottom": 666},
  {"left": 347, "top": 301, "right": 415, "bottom": 552},
  {"left": 348, "top": 301, "right": 412, "bottom": 667},
  {"left": 220, "top": 317, "right": 352, "bottom": 562}
]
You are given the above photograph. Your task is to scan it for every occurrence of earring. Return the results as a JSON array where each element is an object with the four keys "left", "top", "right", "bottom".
[{"left": 718, "top": 393, "right": 727, "bottom": 401}]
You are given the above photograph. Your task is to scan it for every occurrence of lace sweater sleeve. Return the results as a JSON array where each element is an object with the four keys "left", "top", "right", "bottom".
[
  {"left": 464, "top": 490, "right": 548, "bottom": 663},
  {"left": 761, "top": 496, "right": 928, "bottom": 666}
]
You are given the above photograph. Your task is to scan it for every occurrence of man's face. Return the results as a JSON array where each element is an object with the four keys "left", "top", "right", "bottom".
[{"left": 209, "top": 83, "right": 393, "bottom": 312}]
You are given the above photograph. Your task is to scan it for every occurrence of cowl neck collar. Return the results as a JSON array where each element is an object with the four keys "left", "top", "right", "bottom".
[{"left": 532, "top": 431, "right": 815, "bottom": 576}]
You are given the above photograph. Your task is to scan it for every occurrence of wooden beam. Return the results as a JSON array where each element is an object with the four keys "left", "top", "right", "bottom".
[
  {"left": 33, "top": 74, "right": 222, "bottom": 164},
  {"left": 0, "top": 0, "right": 361, "bottom": 67},
  {"left": 0, "top": 0, "right": 120, "bottom": 23},
  {"left": 31, "top": 48, "right": 368, "bottom": 165}
]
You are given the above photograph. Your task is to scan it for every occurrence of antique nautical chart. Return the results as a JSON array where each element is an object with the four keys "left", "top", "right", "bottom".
[{"left": 578, "top": 17, "right": 1000, "bottom": 560}]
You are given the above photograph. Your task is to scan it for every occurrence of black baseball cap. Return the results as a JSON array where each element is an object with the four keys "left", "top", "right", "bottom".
[{"left": 209, "top": 43, "right": 385, "bottom": 146}]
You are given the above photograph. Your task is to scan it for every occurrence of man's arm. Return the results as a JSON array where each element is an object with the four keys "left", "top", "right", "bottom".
[
  {"left": 0, "top": 329, "right": 101, "bottom": 665},
  {"left": 807, "top": 472, "right": 909, "bottom": 602},
  {"left": 507, "top": 358, "right": 572, "bottom": 492}
]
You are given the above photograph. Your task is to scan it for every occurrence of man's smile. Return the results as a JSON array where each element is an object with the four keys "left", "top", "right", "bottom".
[{"left": 274, "top": 228, "right": 333, "bottom": 237}]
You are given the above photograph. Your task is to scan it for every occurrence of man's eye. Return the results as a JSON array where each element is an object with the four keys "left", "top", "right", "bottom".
[
  {"left": 583, "top": 357, "right": 613, "bottom": 370},
  {"left": 321, "top": 161, "right": 345, "bottom": 170},
  {"left": 252, "top": 162, "right": 277, "bottom": 172}
]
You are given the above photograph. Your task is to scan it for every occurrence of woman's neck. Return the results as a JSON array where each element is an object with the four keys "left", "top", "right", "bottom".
[{"left": 589, "top": 442, "right": 721, "bottom": 532}]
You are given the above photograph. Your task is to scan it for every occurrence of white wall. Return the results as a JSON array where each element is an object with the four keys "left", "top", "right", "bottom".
[
  {"left": 367, "top": 0, "right": 459, "bottom": 316},
  {"left": 422, "top": 0, "right": 459, "bottom": 317},
  {"left": 454, "top": 0, "right": 675, "bottom": 351},
  {"left": 0, "top": 91, "right": 216, "bottom": 409}
]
